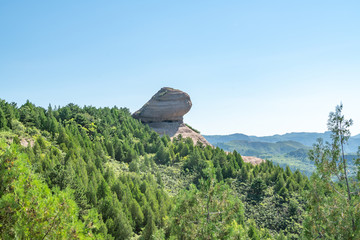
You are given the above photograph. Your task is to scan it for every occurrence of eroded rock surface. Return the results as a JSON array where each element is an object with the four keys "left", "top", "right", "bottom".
[
  {"left": 148, "top": 122, "right": 211, "bottom": 146},
  {"left": 133, "top": 87, "right": 211, "bottom": 146},
  {"left": 241, "top": 156, "right": 265, "bottom": 165},
  {"left": 132, "top": 87, "right": 192, "bottom": 123}
]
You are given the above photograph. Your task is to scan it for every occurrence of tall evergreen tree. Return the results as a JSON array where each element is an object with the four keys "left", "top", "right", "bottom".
[
  {"left": 0, "top": 108, "right": 7, "bottom": 129},
  {"left": 303, "top": 104, "right": 360, "bottom": 239}
]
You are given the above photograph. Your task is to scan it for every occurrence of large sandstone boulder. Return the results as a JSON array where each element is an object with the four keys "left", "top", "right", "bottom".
[
  {"left": 132, "top": 87, "right": 211, "bottom": 146},
  {"left": 132, "top": 87, "right": 192, "bottom": 123}
]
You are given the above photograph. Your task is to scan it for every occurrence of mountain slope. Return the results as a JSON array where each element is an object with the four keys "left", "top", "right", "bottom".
[
  {"left": 216, "top": 140, "right": 309, "bottom": 156},
  {"left": 205, "top": 132, "right": 360, "bottom": 153},
  {"left": 214, "top": 139, "right": 315, "bottom": 176},
  {"left": 0, "top": 98, "right": 309, "bottom": 239},
  {"left": 207, "top": 134, "right": 357, "bottom": 177}
]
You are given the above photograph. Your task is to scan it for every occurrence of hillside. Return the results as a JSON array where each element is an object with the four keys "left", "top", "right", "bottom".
[
  {"left": 205, "top": 132, "right": 360, "bottom": 153},
  {"left": 1, "top": 98, "right": 359, "bottom": 239},
  {"left": 214, "top": 140, "right": 315, "bottom": 176},
  {"left": 216, "top": 140, "right": 309, "bottom": 156},
  {"left": 0, "top": 98, "right": 311, "bottom": 239},
  {"left": 205, "top": 133, "right": 359, "bottom": 176}
]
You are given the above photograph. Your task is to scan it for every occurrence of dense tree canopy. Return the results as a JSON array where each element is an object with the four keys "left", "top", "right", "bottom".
[{"left": 1, "top": 99, "right": 356, "bottom": 239}]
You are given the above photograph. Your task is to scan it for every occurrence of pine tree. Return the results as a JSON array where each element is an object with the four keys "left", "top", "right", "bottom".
[
  {"left": 142, "top": 207, "right": 157, "bottom": 240},
  {"left": 249, "top": 177, "right": 266, "bottom": 201},
  {"left": 274, "top": 174, "right": 285, "bottom": 193},
  {"left": 303, "top": 104, "right": 360, "bottom": 239},
  {"left": 0, "top": 108, "right": 7, "bottom": 129},
  {"left": 130, "top": 199, "right": 144, "bottom": 233}
]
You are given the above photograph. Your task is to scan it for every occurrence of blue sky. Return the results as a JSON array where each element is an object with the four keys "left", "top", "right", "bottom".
[{"left": 1, "top": 1, "right": 360, "bottom": 136}]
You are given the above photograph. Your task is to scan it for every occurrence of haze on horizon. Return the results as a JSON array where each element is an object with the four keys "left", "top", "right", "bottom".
[{"left": 1, "top": 1, "right": 360, "bottom": 136}]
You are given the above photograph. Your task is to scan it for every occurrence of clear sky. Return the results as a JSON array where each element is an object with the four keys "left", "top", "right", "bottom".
[{"left": 1, "top": 1, "right": 360, "bottom": 136}]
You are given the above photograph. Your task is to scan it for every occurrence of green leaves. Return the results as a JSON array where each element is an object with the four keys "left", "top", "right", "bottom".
[
  {"left": 169, "top": 164, "right": 247, "bottom": 239},
  {"left": 0, "top": 98, "right": 314, "bottom": 239},
  {"left": 0, "top": 108, "right": 7, "bottom": 130},
  {"left": 304, "top": 104, "right": 360, "bottom": 239},
  {"left": 0, "top": 143, "right": 99, "bottom": 239}
]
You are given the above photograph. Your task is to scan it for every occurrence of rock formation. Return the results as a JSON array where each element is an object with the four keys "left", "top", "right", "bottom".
[
  {"left": 241, "top": 156, "right": 265, "bottom": 165},
  {"left": 132, "top": 87, "right": 192, "bottom": 123},
  {"left": 132, "top": 87, "right": 211, "bottom": 146},
  {"left": 148, "top": 121, "right": 211, "bottom": 146}
]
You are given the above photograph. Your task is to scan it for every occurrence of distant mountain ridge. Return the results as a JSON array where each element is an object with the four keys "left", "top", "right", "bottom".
[
  {"left": 204, "top": 132, "right": 360, "bottom": 153},
  {"left": 216, "top": 140, "right": 309, "bottom": 157},
  {"left": 204, "top": 132, "right": 359, "bottom": 176}
]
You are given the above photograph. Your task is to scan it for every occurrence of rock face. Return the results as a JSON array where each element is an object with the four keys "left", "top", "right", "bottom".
[
  {"left": 132, "top": 87, "right": 211, "bottom": 146},
  {"left": 132, "top": 87, "right": 192, "bottom": 123},
  {"left": 148, "top": 122, "right": 211, "bottom": 146},
  {"left": 241, "top": 156, "right": 265, "bottom": 165}
]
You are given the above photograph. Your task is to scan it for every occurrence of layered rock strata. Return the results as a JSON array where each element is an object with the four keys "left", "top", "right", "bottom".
[
  {"left": 132, "top": 87, "right": 211, "bottom": 146},
  {"left": 132, "top": 87, "right": 192, "bottom": 123}
]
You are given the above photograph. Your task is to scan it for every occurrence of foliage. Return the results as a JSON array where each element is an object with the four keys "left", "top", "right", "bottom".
[
  {"left": 0, "top": 98, "right": 315, "bottom": 239},
  {"left": 168, "top": 165, "right": 245, "bottom": 239},
  {"left": 0, "top": 142, "right": 108, "bottom": 239},
  {"left": 303, "top": 104, "right": 360, "bottom": 239},
  {"left": 185, "top": 123, "right": 200, "bottom": 134}
]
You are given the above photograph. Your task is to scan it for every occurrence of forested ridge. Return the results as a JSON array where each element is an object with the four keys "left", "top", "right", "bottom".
[{"left": 0, "top": 99, "right": 359, "bottom": 239}]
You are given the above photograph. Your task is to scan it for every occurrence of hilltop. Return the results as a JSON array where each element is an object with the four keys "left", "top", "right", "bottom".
[{"left": 0, "top": 97, "right": 309, "bottom": 239}]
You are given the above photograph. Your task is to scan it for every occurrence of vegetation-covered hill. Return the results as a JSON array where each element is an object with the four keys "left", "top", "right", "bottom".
[
  {"left": 205, "top": 132, "right": 360, "bottom": 153},
  {"left": 215, "top": 140, "right": 309, "bottom": 156},
  {"left": 210, "top": 139, "right": 357, "bottom": 177},
  {"left": 0, "top": 99, "right": 359, "bottom": 239},
  {"left": 214, "top": 140, "right": 315, "bottom": 176}
]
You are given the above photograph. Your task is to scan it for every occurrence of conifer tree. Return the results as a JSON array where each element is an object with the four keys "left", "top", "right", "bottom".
[
  {"left": 303, "top": 104, "right": 360, "bottom": 239},
  {"left": 0, "top": 108, "right": 7, "bottom": 129},
  {"left": 130, "top": 199, "right": 144, "bottom": 232},
  {"left": 142, "top": 207, "right": 157, "bottom": 240},
  {"left": 274, "top": 174, "right": 285, "bottom": 193}
]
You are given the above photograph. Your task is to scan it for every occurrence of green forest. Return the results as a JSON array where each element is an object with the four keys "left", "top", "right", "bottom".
[{"left": 0, "top": 99, "right": 359, "bottom": 239}]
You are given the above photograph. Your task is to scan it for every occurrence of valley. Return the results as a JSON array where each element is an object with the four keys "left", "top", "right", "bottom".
[{"left": 205, "top": 133, "right": 359, "bottom": 177}]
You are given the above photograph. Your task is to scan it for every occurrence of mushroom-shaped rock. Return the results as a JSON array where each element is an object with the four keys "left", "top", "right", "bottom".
[{"left": 132, "top": 87, "right": 192, "bottom": 123}]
